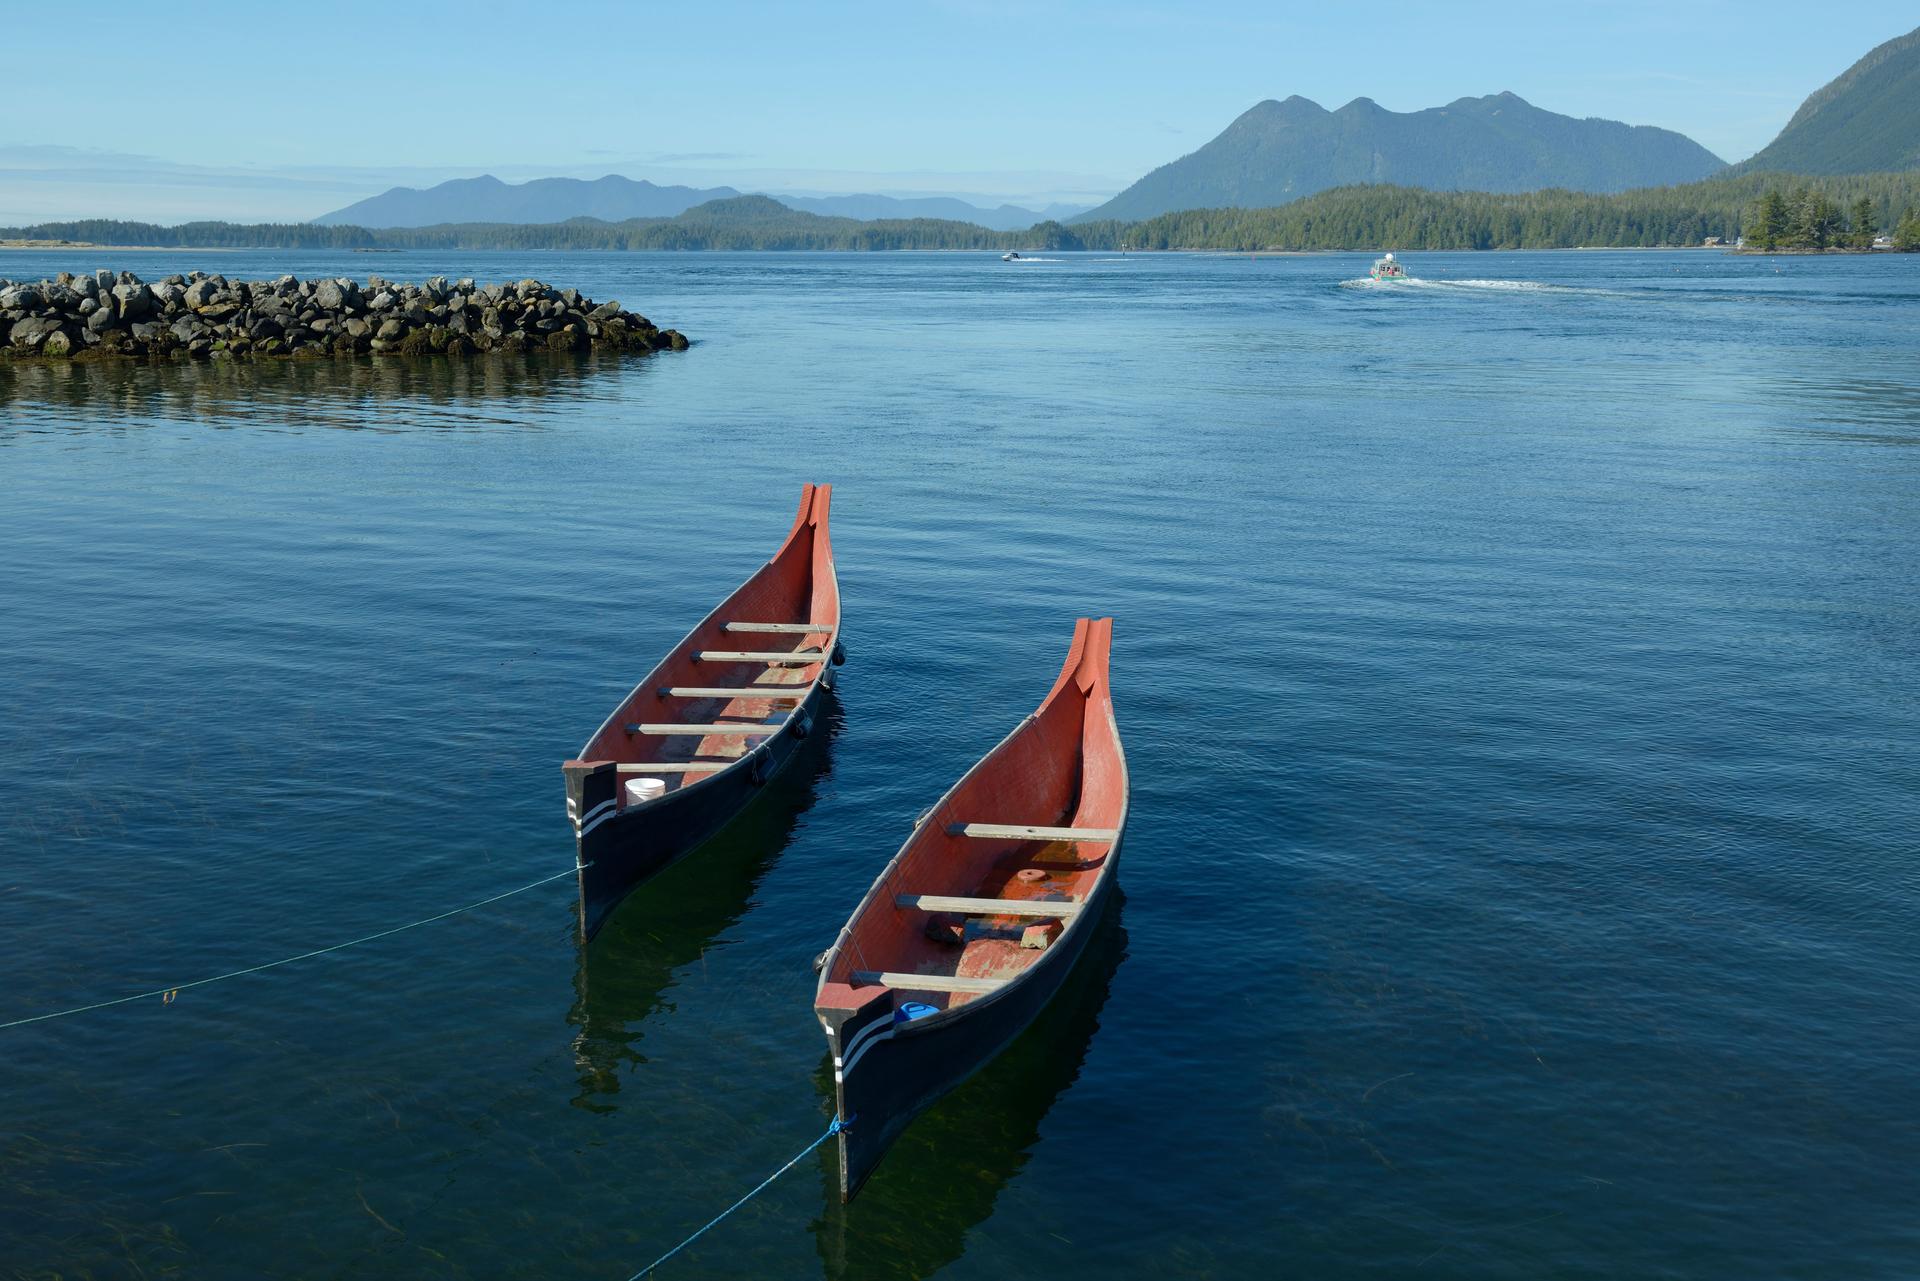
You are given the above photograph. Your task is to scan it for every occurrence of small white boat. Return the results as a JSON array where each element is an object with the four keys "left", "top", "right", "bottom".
[
  {"left": 1369, "top": 252, "right": 1407, "bottom": 281},
  {"left": 1002, "top": 251, "right": 1022, "bottom": 262}
]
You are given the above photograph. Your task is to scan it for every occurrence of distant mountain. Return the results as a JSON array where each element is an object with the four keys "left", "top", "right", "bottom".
[
  {"left": 1074, "top": 93, "right": 1725, "bottom": 222},
  {"left": 315, "top": 173, "right": 1083, "bottom": 230},
  {"left": 775, "top": 193, "right": 1088, "bottom": 230},
  {"left": 1728, "top": 25, "right": 1920, "bottom": 175},
  {"left": 315, "top": 175, "right": 742, "bottom": 227}
]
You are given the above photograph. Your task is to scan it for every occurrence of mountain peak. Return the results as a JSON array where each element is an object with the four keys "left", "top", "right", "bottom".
[
  {"left": 1246, "top": 95, "right": 1328, "bottom": 120},
  {"left": 1074, "top": 91, "right": 1723, "bottom": 223}
]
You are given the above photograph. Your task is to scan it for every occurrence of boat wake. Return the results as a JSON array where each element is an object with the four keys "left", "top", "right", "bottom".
[
  {"left": 1340, "top": 277, "right": 1585, "bottom": 294},
  {"left": 1004, "top": 256, "right": 1065, "bottom": 264}
]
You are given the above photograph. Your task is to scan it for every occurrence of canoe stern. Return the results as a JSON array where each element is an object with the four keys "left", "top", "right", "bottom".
[
  {"left": 816, "top": 980, "right": 896, "bottom": 1199},
  {"left": 562, "top": 759, "right": 619, "bottom": 858}
]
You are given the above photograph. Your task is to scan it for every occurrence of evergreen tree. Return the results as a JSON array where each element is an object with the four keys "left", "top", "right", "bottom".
[
  {"left": 1895, "top": 208, "right": 1920, "bottom": 252},
  {"left": 1748, "top": 190, "right": 1789, "bottom": 249},
  {"left": 1850, "top": 195, "right": 1878, "bottom": 248},
  {"left": 1787, "top": 187, "right": 1841, "bottom": 249}
]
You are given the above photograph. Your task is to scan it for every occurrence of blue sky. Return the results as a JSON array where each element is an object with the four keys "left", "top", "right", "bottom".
[{"left": 1, "top": 0, "right": 1910, "bottom": 223}]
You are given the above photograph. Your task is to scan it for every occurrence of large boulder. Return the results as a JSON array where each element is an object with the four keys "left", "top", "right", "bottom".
[
  {"left": 8, "top": 315, "right": 60, "bottom": 349},
  {"left": 314, "top": 278, "right": 354, "bottom": 311},
  {"left": 0, "top": 285, "right": 43, "bottom": 310},
  {"left": 41, "top": 328, "right": 78, "bottom": 357},
  {"left": 86, "top": 305, "right": 120, "bottom": 334},
  {"left": 183, "top": 278, "right": 221, "bottom": 310},
  {"left": 112, "top": 282, "right": 153, "bottom": 319}
]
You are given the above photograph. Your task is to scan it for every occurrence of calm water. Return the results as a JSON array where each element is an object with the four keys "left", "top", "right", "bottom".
[{"left": 3, "top": 249, "right": 1918, "bottom": 1280}]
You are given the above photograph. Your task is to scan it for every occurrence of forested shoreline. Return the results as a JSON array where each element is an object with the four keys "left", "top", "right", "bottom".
[{"left": 7, "top": 172, "right": 1920, "bottom": 253}]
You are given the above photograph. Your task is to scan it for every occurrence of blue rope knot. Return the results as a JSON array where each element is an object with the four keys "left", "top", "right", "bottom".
[{"left": 829, "top": 1113, "right": 854, "bottom": 1135}]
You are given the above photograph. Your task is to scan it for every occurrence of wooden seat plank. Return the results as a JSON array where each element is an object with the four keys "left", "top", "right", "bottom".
[
  {"left": 660, "top": 686, "right": 807, "bottom": 700},
  {"left": 615, "top": 762, "right": 729, "bottom": 774},
  {"left": 946, "top": 823, "right": 1120, "bottom": 843},
  {"left": 695, "top": 650, "right": 824, "bottom": 663},
  {"left": 895, "top": 894, "right": 1082, "bottom": 918},
  {"left": 625, "top": 722, "right": 783, "bottom": 736},
  {"left": 851, "top": 970, "right": 1007, "bottom": 994},
  {"left": 724, "top": 622, "right": 828, "bottom": 634}
]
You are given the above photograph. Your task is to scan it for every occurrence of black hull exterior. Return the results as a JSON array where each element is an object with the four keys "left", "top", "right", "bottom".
[
  {"left": 823, "top": 839, "right": 1122, "bottom": 1200},
  {"left": 566, "top": 671, "right": 836, "bottom": 939}
]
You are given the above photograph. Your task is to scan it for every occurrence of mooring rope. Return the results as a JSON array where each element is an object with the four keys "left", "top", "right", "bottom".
[
  {"left": 0, "top": 863, "right": 585, "bottom": 1030},
  {"left": 628, "top": 1115, "right": 850, "bottom": 1279}
]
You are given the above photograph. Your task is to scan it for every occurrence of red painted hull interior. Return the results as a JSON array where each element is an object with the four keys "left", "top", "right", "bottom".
[
  {"left": 572, "top": 484, "right": 838, "bottom": 804},
  {"left": 818, "top": 618, "right": 1125, "bottom": 1010}
]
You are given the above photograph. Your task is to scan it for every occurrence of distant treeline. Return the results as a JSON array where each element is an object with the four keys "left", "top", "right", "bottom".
[
  {"left": 1743, "top": 185, "right": 1920, "bottom": 250},
  {"left": 9, "top": 174, "right": 1920, "bottom": 253},
  {"left": 5, "top": 220, "right": 377, "bottom": 249},
  {"left": 1, "top": 198, "right": 1033, "bottom": 253},
  {"left": 1096, "top": 171, "right": 1920, "bottom": 251}
]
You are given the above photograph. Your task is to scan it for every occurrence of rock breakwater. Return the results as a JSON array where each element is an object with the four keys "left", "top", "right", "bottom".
[{"left": 0, "top": 270, "right": 689, "bottom": 361}]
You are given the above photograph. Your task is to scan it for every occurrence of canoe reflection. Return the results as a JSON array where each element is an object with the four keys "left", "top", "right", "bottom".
[
  {"left": 811, "top": 897, "right": 1127, "bottom": 1281},
  {"left": 566, "top": 697, "right": 838, "bottom": 1112}
]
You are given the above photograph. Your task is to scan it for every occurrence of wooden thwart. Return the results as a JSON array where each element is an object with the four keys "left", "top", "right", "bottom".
[
  {"left": 724, "top": 622, "right": 827, "bottom": 634},
  {"left": 946, "top": 823, "right": 1120, "bottom": 843},
  {"left": 695, "top": 650, "right": 824, "bottom": 663},
  {"left": 660, "top": 686, "right": 807, "bottom": 700},
  {"left": 625, "top": 722, "right": 783, "bottom": 736},
  {"left": 614, "top": 762, "right": 728, "bottom": 774},
  {"left": 851, "top": 970, "right": 1008, "bottom": 994},
  {"left": 894, "top": 894, "right": 1082, "bottom": 918}
]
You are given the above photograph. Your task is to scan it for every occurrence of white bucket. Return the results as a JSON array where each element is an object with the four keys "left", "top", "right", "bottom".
[{"left": 625, "top": 777, "right": 667, "bottom": 806}]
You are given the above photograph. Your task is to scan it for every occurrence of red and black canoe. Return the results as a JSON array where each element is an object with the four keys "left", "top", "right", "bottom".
[
  {"left": 813, "top": 617, "right": 1127, "bottom": 1200},
  {"left": 563, "top": 484, "right": 842, "bottom": 938}
]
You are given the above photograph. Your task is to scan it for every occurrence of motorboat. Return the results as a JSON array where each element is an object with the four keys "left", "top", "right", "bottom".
[{"left": 1369, "top": 252, "right": 1407, "bottom": 280}]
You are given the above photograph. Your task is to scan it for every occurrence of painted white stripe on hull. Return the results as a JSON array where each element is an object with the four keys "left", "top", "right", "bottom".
[
  {"left": 839, "top": 1024, "right": 896, "bottom": 1078},
  {"left": 578, "top": 805, "right": 621, "bottom": 839},
  {"left": 571, "top": 798, "right": 616, "bottom": 834},
  {"left": 840, "top": 1012, "right": 896, "bottom": 1064}
]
